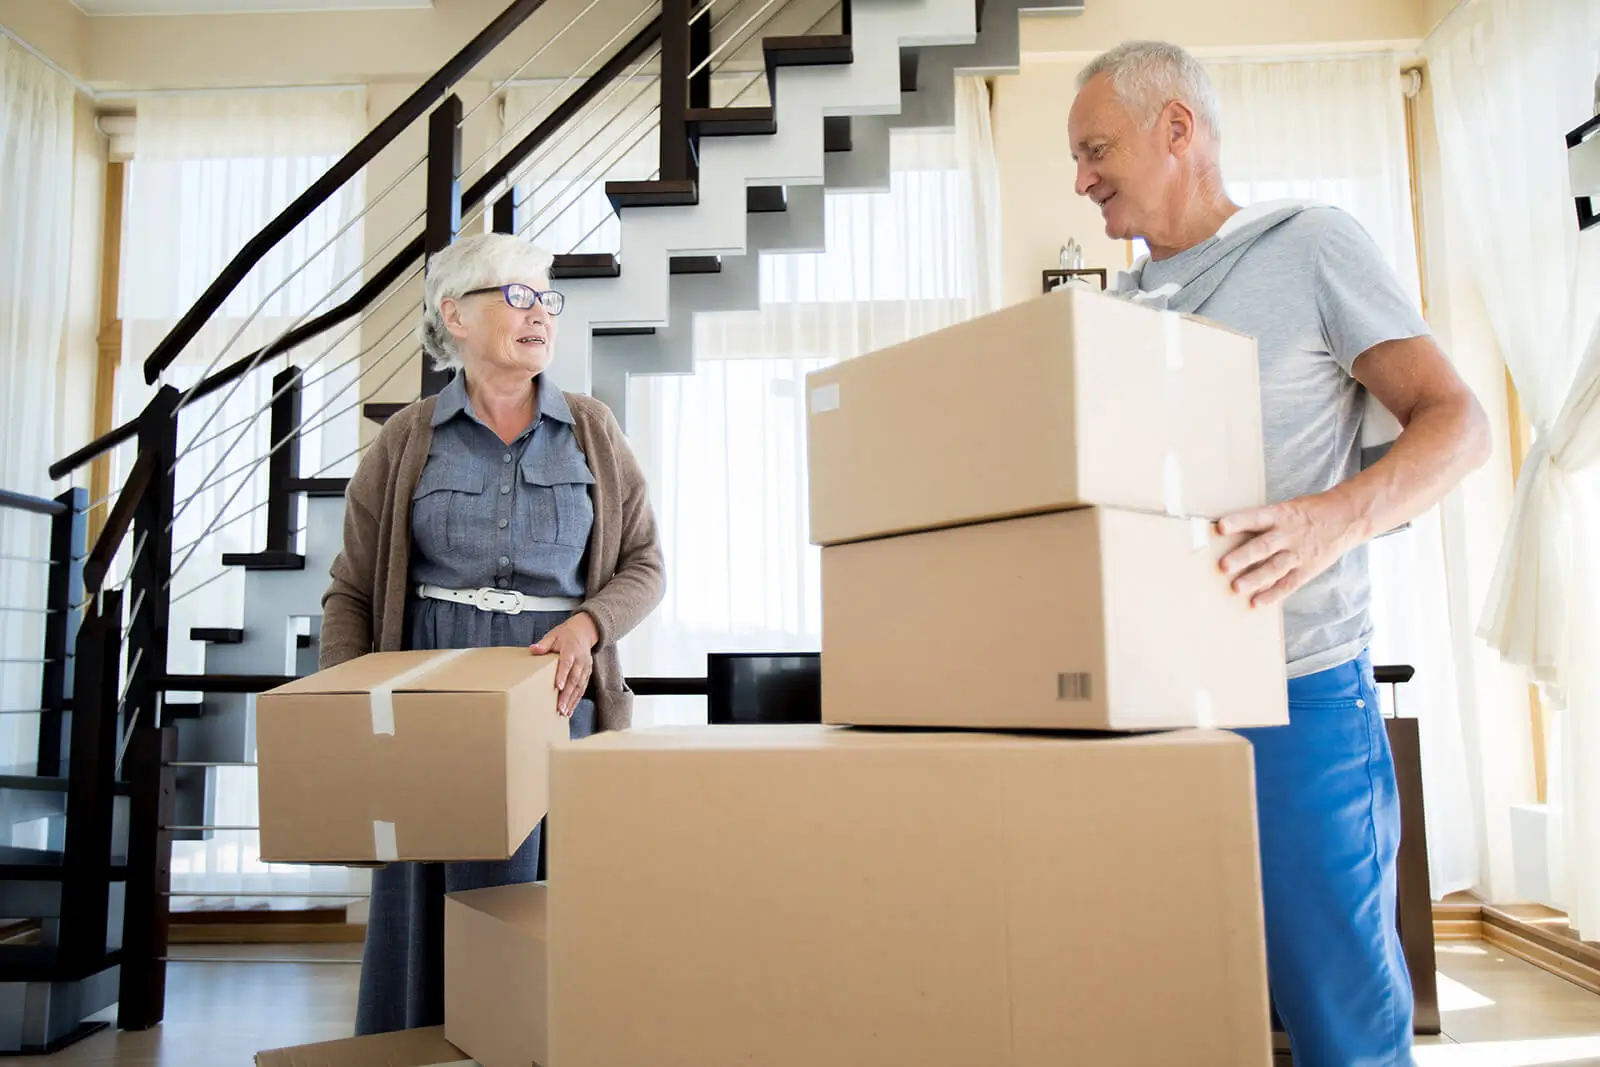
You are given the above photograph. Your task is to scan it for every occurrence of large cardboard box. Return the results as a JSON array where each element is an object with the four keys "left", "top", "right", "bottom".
[
  {"left": 445, "top": 884, "right": 547, "bottom": 1067},
  {"left": 548, "top": 724, "right": 1272, "bottom": 1067},
  {"left": 257, "top": 648, "right": 568, "bottom": 863},
  {"left": 255, "top": 1026, "right": 473, "bottom": 1066},
  {"left": 823, "top": 507, "right": 1288, "bottom": 730},
  {"left": 806, "top": 285, "right": 1264, "bottom": 546}
]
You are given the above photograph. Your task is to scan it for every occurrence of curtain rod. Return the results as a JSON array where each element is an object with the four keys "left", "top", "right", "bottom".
[{"left": 0, "top": 25, "right": 98, "bottom": 99}]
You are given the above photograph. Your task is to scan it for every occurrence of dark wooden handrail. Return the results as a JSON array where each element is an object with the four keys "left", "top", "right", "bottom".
[
  {"left": 84, "top": 449, "right": 156, "bottom": 596},
  {"left": 0, "top": 489, "right": 70, "bottom": 517},
  {"left": 53, "top": 14, "right": 665, "bottom": 481},
  {"left": 138, "top": 0, "right": 546, "bottom": 387}
]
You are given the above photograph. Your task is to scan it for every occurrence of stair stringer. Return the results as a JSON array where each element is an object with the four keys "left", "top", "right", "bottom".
[{"left": 548, "top": 0, "right": 981, "bottom": 397}]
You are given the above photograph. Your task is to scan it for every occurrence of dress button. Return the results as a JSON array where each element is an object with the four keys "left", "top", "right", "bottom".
[
  {"left": 500, "top": 484, "right": 510, "bottom": 495},
  {"left": 496, "top": 577, "right": 508, "bottom": 588},
  {"left": 503, "top": 454, "right": 512, "bottom": 463},
  {"left": 499, "top": 556, "right": 510, "bottom": 567},
  {"left": 497, "top": 518, "right": 508, "bottom": 529}
]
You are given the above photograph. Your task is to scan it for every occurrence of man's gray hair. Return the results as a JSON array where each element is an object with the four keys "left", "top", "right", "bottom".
[
  {"left": 1077, "top": 40, "right": 1222, "bottom": 140},
  {"left": 419, "top": 232, "right": 556, "bottom": 372}
]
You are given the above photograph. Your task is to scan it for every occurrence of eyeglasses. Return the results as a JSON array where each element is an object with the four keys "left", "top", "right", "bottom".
[{"left": 462, "top": 283, "right": 565, "bottom": 315}]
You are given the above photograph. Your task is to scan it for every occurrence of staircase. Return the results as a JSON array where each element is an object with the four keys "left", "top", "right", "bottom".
[{"left": 0, "top": 0, "right": 1079, "bottom": 1049}]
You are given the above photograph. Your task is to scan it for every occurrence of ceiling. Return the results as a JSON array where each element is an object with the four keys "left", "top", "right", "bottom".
[{"left": 71, "top": 0, "right": 430, "bottom": 13}]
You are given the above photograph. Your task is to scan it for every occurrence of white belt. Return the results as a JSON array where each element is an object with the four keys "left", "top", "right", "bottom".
[{"left": 416, "top": 584, "right": 580, "bottom": 616}]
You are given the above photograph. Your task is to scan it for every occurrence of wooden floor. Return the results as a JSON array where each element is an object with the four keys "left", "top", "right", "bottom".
[{"left": 35, "top": 940, "right": 1600, "bottom": 1065}]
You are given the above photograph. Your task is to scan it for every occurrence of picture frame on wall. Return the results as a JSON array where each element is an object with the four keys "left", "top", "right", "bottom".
[{"left": 1042, "top": 268, "right": 1109, "bottom": 293}]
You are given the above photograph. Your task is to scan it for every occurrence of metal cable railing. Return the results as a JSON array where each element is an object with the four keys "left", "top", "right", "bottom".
[
  {"left": 168, "top": 215, "right": 427, "bottom": 482},
  {"left": 167, "top": 153, "right": 429, "bottom": 427},
  {"left": 165, "top": 338, "right": 420, "bottom": 590},
  {"left": 165, "top": 257, "right": 426, "bottom": 534}
]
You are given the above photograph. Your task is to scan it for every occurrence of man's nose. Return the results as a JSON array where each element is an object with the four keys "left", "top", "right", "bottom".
[{"left": 1074, "top": 163, "right": 1096, "bottom": 199}]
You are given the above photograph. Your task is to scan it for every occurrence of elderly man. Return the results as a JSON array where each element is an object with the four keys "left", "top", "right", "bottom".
[{"left": 1068, "top": 41, "right": 1490, "bottom": 1067}]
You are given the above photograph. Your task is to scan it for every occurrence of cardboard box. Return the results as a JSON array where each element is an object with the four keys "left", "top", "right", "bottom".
[
  {"left": 255, "top": 1026, "right": 473, "bottom": 1066},
  {"left": 822, "top": 507, "right": 1288, "bottom": 730},
  {"left": 548, "top": 724, "right": 1271, "bottom": 1067},
  {"left": 445, "top": 884, "right": 548, "bottom": 1067},
  {"left": 805, "top": 285, "right": 1264, "bottom": 546},
  {"left": 257, "top": 648, "right": 568, "bottom": 863}
]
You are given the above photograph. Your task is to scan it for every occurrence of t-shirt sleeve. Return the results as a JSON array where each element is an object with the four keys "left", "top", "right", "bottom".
[{"left": 1312, "top": 208, "right": 1431, "bottom": 374}]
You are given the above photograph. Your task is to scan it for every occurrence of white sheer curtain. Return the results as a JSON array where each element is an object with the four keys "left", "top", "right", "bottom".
[
  {"left": 0, "top": 37, "right": 74, "bottom": 776},
  {"left": 1204, "top": 53, "right": 1481, "bottom": 897},
  {"left": 620, "top": 77, "right": 1003, "bottom": 724},
  {"left": 1427, "top": 0, "right": 1600, "bottom": 934},
  {"left": 117, "top": 88, "right": 369, "bottom": 905}
]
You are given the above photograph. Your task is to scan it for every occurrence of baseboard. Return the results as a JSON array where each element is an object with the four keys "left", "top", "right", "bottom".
[{"left": 169, "top": 907, "right": 365, "bottom": 944}]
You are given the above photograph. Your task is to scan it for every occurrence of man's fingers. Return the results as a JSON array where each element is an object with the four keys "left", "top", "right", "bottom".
[
  {"left": 1232, "top": 551, "right": 1296, "bottom": 599},
  {"left": 1252, "top": 571, "right": 1302, "bottom": 608},
  {"left": 1215, "top": 506, "right": 1279, "bottom": 537},
  {"left": 1219, "top": 530, "right": 1285, "bottom": 577}
]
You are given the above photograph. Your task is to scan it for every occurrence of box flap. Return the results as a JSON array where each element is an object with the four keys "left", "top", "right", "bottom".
[
  {"left": 265, "top": 648, "right": 557, "bottom": 698},
  {"left": 448, "top": 882, "right": 547, "bottom": 937},
  {"left": 254, "top": 1025, "right": 474, "bottom": 1066}
]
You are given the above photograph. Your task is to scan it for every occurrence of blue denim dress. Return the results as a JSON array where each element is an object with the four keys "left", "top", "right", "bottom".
[{"left": 355, "top": 372, "right": 596, "bottom": 1036}]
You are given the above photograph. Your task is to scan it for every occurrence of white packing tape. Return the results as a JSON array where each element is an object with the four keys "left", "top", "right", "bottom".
[
  {"left": 1162, "top": 453, "right": 1184, "bottom": 517},
  {"left": 373, "top": 820, "right": 398, "bottom": 862},
  {"left": 368, "top": 647, "right": 474, "bottom": 736},
  {"left": 1190, "top": 518, "right": 1210, "bottom": 551},
  {"left": 1161, "top": 310, "right": 1184, "bottom": 371},
  {"left": 1194, "top": 689, "right": 1216, "bottom": 729},
  {"left": 810, "top": 382, "right": 841, "bottom": 414}
]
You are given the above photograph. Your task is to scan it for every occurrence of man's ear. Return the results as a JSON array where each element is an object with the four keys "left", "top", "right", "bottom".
[
  {"left": 1165, "top": 99, "right": 1198, "bottom": 158},
  {"left": 439, "top": 295, "right": 470, "bottom": 341}
]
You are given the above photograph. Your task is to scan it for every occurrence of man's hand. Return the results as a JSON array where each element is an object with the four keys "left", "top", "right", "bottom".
[
  {"left": 530, "top": 612, "right": 600, "bottom": 717},
  {"left": 1216, "top": 493, "right": 1361, "bottom": 608}
]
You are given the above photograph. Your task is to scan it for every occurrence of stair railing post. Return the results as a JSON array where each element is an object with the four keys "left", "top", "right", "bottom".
[
  {"left": 117, "top": 725, "right": 177, "bottom": 1030},
  {"left": 689, "top": 3, "right": 711, "bottom": 110},
  {"left": 492, "top": 189, "right": 519, "bottom": 235},
  {"left": 422, "top": 94, "right": 465, "bottom": 399},
  {"left": 57, "top": 589, "right": 122, "bottom": 976},
  {"left": 265, "top": 365, "right": 303, "bottom": 555},
  {"left": 128, "top": 386, "right": 179, "bottom": 740},
  {"left": 38, "top": 486, "right": 87, "bottom": 778},
  {"left": 659, "top": 0, "right": 694, "bottom": 183}
]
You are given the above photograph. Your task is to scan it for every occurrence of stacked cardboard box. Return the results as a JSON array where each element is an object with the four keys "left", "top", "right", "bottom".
[{"left": 256, "top": 287, "right": 1285, "bottom": 1066}]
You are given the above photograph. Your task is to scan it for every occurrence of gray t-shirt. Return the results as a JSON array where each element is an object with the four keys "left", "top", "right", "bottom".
[{"left": 1139, "top": 206, "right": 1430, "bottom": 678}]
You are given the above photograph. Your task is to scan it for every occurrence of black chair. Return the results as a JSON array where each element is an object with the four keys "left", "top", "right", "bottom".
[{"left": 706, "top": 652, "right": 821, "bottom": 725}]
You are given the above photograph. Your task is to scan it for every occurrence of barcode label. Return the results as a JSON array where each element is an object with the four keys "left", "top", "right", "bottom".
[{"left": 1057, "top": 672, "right": 1093, "bottom": 701}]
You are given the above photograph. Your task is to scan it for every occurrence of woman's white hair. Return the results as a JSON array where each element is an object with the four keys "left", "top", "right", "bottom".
[
  {"left": 1077, "top": 40, "right": 1222, "bottom": 141},
  {"left": 419, "top": 232, "right": 557, "bottom": 372}
]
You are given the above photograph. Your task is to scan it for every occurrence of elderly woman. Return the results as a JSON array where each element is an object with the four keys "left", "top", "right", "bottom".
[{"left": 320, "top": 231, "right": 664, "bottom": 1036}]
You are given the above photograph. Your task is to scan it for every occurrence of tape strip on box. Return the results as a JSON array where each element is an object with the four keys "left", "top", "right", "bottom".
[
  {"left": 373, "top": 820, "right": 398, "bottom": 862},
  {"left": 1194, "top": 689, "right": 1216, "bottom": 729},
  {"left": 1162, "top": 453, "right": 1185, "bottom": 517},
  {"left": 810, "top": 382, "right": 841, "bottom": 414},
  {"left": 1190, "top": 518, "right": 1210, "bottom": 551},
  {"left": 368, "top": 647, "right": 473, "bottom": 736}
]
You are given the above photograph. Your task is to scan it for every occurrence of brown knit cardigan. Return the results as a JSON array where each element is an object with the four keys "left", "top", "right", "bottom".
[{"left": 318, "top": 391, "right": 665, "bottom": 732}]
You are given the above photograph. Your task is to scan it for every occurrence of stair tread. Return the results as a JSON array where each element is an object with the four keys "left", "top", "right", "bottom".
[
  {"left": 286, "top": 477, "right": 348, "bottom": 498},
  {"left": 823, "top": 115, "right": 852, "bottom": 153},
  {"left": 220, "top": 550, "right": 305, "bottom": 571},
  {"left": 669, "top": 255, "right": 721, "bottom": 275},
  {"left": 746, "top": 185, "right": 788, "bottom": 213},
  {"left": 363, "top": 402, "right": 410, "bottom": 426},
  {"left": 605, "top": 179, "right": 698, "bottom": 211},
  {"left": 686, "top": 106, "right": 776, "bottom": 136},
  {"left": 551, "top": 253, "right": 621, "bottom": 279},
  {"left": 190, "top": 627, "right": 244, "bottom": 644}
]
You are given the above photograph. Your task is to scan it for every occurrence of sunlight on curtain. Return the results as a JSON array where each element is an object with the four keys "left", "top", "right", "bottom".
[
  {"left": 116, "top": 88, "right": 368, "bottom": 904},
  {"left": 0, "top": 38, "right": 74, "bottom": 775},
  {"left": 620, "top": 77, "right": 1003, "bottom": 725}
]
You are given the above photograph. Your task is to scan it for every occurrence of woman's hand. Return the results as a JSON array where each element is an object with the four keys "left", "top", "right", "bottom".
[{"left": 530, "top": 612, "right": 600, "bottom": 717}]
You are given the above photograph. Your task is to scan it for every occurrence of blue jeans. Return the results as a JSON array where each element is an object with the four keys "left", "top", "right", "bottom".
[{"left": 1235, "top": 651, "right": 1413, "bottom": 1067}]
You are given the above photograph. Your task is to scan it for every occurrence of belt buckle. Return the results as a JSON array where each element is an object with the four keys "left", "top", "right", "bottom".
[{"left": 475, "top": 588, "right": 523, "bottom": 616}]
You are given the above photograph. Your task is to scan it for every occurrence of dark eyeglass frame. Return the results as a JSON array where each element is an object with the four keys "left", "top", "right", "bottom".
[{"left": 462, "top": 283, "right": 565, "bottom": 315}]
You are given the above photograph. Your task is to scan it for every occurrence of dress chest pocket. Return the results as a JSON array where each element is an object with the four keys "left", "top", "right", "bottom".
[
  {"left": 517, "top": 451, "right": 596, "bottom": 549},
  {"left": 411, "top": 461, "right": 487, "bottom": 553}
]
